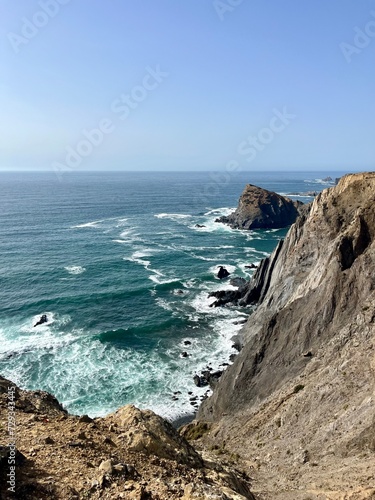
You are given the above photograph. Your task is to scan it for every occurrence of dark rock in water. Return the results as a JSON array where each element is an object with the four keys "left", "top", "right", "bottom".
[
  {"left": 193, "top": 375, "right": 207, "bottom": 388},
  {"left": 209, "top": 288, "right": 240, "bottom": 307},
  {"left": 216, "top": 184, "right": 303, "bottom": 230},
  {"left": 233, "top": 319, "right": 247, "bottom": 325},
  {"left": 184, "top": 340, "right": 192, "bottom": 346},
  {"left": 174, "top": 289, "right": 185, "bottom": 295},
  {"left": 194, "top": 370, "right": 223, "bottom": 389},
  {"left": 245, "top": 263, "right": 257, "bottom": 269},
  {"left": 217, "top": 266, "right": 230, "bottom": 279},
  {"left": 322, "top": 176, "right": 332, "bottom": 182},
  {"left": 181, "top": 352, "right": 189, "bottom": 358},
  {"left": 34, "top": 314, "right": 48, "bottom": 327},
  {"left": 195, "top": 224, "right": 206, "bottom": 228},
  {"left": 230, "top": 277, "right": 247, "bottom": 288},
  {"left": 229, "top": 353, "right": 237, "bottom": 362}
]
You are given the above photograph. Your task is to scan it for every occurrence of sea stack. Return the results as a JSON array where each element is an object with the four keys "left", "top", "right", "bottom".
[{"left": 216, "top": 183, "right": 302, "bottom": 229}]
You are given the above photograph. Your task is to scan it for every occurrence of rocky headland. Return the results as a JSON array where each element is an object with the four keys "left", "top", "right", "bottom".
[
  {"left": 216, "top": 184, "right": 303, "bottom": 230},
  {"left": 194, "top": 172, "right": 375, "bottom": 498},
  {"left": 1, "top": 172, "right": 375, "bottom": 499}
]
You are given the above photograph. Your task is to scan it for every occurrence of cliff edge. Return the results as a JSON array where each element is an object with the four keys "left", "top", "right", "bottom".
[
  {"left": 196, "top": 172, "right": 375, "bottom": 498},
  {"left": 0, "top": 375, "right": 254, "bottom": 499}
]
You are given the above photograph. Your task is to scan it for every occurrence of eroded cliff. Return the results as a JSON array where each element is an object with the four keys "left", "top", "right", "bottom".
[{"left": 196, "top": 172, "right": 375, "bottom": 498}]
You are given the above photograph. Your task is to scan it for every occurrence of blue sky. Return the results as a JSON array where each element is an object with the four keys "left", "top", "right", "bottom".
[{"left": 1, "top": 0, "right": 374, "bottom": 171}]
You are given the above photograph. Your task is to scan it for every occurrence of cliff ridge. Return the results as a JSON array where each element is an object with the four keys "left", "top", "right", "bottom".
[{"left": 196, "top": 172, "right": 375, "bottom": 498}]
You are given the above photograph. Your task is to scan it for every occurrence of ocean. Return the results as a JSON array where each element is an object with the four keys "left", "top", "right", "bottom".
[{"left": 0, "top": 170, "right": 339, "bottom": 421}]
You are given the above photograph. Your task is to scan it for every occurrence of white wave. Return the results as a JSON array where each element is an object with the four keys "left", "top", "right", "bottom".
[
  {"left": 190, "top": 254, "right": 218, "bottom": 262},
  {"left": 119, "top": 229, "right": 137, "bottom": 239},
  {"left": 0, "top": 313, "right": 75, "bottom": 358},
  {"left": 188, "top": 219, "right": 236, "bottom": 233},
  {"left": 155, "top": 297, "right": 173, "bottom": 311},
  {"left": 71, "top": 219, "right": 104, "bottom": 229},
  {"left": 124, "top": 255, "right": 151, "bottom": 268},
  {"left": 132, "top": 249, "right": 158, "bottom": 259},
  {"left": 154, "top": 213, "right": 192, "bottom": 219},
  {"left": 112, "top": 239, "right": 128, "bottom": 244},
  {"left": 204, "top": 207, "right": 235, "bottom": 216},
  {"left": 304, "top": 178, "right": 334, "bottom": 185},
  {"left": 115, "top": 228, "right": 143, "bottom": 245},
  {"left": 149, "top": 275, "right": 178, "bottom": 285},
  {"left": 115, "top": 218, "right": 128, "bottom": 227},
  {"left": 65, "top": 265, "right": 86, "bottom": 275}
]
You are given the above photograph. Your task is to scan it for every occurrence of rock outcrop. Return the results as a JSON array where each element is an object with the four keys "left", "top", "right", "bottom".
[
  {"left": 0, "top": 375, "right": 254, "bottom": 499},
  {"left": 197, "top": 172, "right": 375, "bottom": 498},
  {"left": 216, "top": 184, "right": 302, "bottom": 230}
]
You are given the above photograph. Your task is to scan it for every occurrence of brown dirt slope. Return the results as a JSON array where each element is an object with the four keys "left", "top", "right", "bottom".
[{"left": 0, "top": 376, "right": 254, "bottom": 499}]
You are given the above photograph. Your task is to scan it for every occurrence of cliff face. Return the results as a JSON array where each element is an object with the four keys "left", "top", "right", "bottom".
[
  {"left": 217, "top": 184, "right": 302, "bottom": 229},
  {"left": 197, "top": 172, "right": 375, "bottom": 498}
]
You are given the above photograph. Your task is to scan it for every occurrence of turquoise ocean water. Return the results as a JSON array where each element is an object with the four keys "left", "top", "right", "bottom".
[{"left": 0, "top": 171, "right": 339, "bottom": 420}]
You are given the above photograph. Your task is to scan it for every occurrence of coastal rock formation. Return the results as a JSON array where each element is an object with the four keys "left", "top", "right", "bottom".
[
  {"left": 33, "top": 314, "right": 48, "bottom": 327},
  {"left": 216, "top": 184, "right": 302, "bottom": 230},
  {"left": 217, "top": 266, "right": 231, "bottom": 279},
  {"left": 198, "top": 172, "right": 375, "bottom": 498},
  {"left": 0, "top": 375, "right": 253, "bottom": 499}
]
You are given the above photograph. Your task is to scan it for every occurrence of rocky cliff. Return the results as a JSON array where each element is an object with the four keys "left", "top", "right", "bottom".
[
  {"left": 196, "top": 172, "right": 375, "bottom": 498},
  {"left": 0, "top": 375, "right": 254, "bottom": 499},
  {"left": 2, "top": 173, "right": 375, "bottom": 499},
  {"left": 216, "top": 184, "right": 302, "bottom": 229}
]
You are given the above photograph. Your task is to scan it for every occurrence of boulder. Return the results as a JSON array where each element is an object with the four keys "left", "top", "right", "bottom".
[{"left": 108, "top": 405, "right": 203, "bottom": 468}]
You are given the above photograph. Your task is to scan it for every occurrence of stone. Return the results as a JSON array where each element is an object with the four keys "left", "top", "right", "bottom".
[
  {"left": 109, "top": 405, "right": 203, "bottom": 467},
  {"left": 98, "top": 458, "right": 113, "bottom": 475}
]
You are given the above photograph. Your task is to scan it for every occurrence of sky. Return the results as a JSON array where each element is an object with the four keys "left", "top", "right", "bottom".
[{"left": 1, "top": 0, "right": 374, "bottom": 172}]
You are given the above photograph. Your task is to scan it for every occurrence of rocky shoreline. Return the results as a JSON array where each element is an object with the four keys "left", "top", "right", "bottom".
[{"left": 2, "top": 173, "right": 374, "bottom": 499}]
